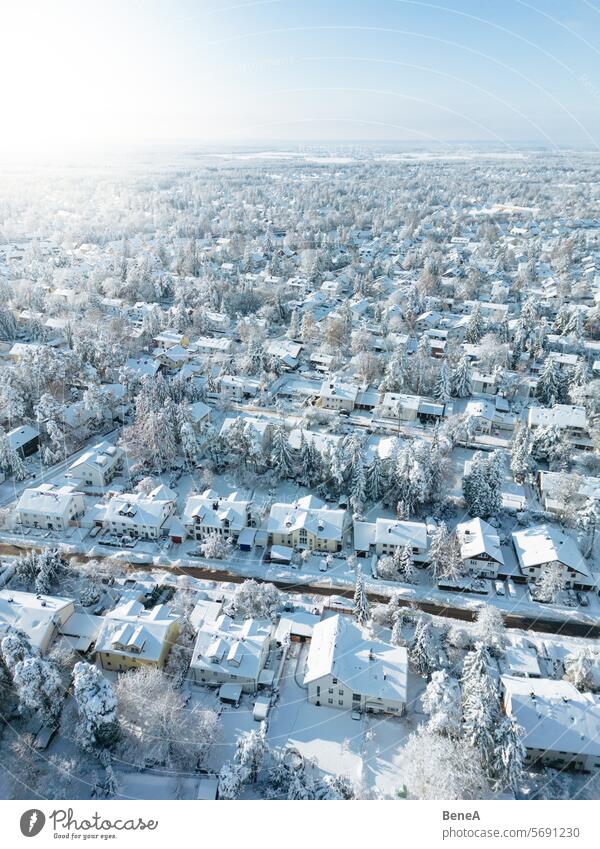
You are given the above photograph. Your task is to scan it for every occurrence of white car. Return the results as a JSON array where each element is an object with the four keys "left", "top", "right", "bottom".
[{"left": 495, "top": 580, "right": 505, "bottom": 596}]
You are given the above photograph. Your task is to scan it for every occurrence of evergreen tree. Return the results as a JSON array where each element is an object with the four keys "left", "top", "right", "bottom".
[
  {"left": 510, "top": 425, "right": 533, "bottom": 483},
  {"left": 463, "top": 452, "right": 502, "bottom": 518},
  {"left": 536, "top": 357, "right": 565, "bottom": 406},
  {"left": 365, "top": 455, "right": 388, "bottom": 502},
  {"left": 422, "top": 670, "right": 462, "bottom": 737},
  {"left": 434, "top": 358, "right": 452, "bottom": 402},
  {"left": 461, "top": 645, "right": 501, "bottom": 773},
  {"left": 409, "top": 617, "right": 437, "bottom": 677},
  {"left": 353, "top": 567, "right": 370, "bottom": 625},
  {"left": 270, "top": 422, "right": 294, "bottom": 479},
  {"left": 72, "top": 662, "right": 119, "bottom": 750},
  {"left": 492, "top": 715, "right": 526, "bottom": 796},
  {"left": 451, "top": 355, "right": 472, "bottom": 398}
]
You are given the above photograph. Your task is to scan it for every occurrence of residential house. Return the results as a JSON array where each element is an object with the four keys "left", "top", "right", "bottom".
[
  {"left": 182, "top": 489, "right": 254, "bottom": 542},
  {"left": 16, "top": 484, "right": 85, "bottom": 530},
  {"left": 68, "top": 442, "right": 124, "bottom": 489},
  {"left": 96, "top": 600, "right": 182, "bottom": 671},
  {"left": 502, "top": 676, "right": 600, "bottom": 772},
  {"left": 190, "top": 614, "right": 272, "bottom": 693},
  {"left": 304, "top": 614, "right": 408, "bottom": 715},
  {"left": 0, "top": 590, "right": 75, "bottom": 654},
  {"left": 103, "top": 485, "right": 176, "bottom": 540},
  {"left": 527, "top": 405, "right": 589, "bottom": 448},
  {"left": 6, "top": 425, "right": 40, "bottom": 458},
  {"left": 512, "top": 525, "right": 594, "bottom": 589},
  {"left": 267, "top": 495, "right": 350, "bottom": 553},
  {"left": 456, "top": 517, "right": 504, "bottom": 578},
  {"left": 319, "top": 379, "right": 358, "bottom": 412},
  {"left": 372, "top": 518, "right": 429, "bottom": 563}
]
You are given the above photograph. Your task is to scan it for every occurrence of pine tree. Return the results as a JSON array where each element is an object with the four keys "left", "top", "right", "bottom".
[
  {"left": 510, "top": 425, "right": 533, "bottom": 483},
  {"left": 365, "top": 455, "right": 388, "bottom": 502},
  {"left": 463, "top": 452, "right": 502, "bottom": 518},
  {"left": 429, "top": 521, "right": 450, "bottom": 582},
  {"left": 434, "top": 358, "right": 452, "bottom": 402},
  {"left": 13, "top": 656, "right": 63, "bottom": 726},
  {"left": 409, "top": 617, "right": 437, "bottom": 677},
  {"left": 465, "top": 304, "right": 485, "bottom": 343},
  {"left": 451, "top": 355, "right": 472, "bottom": 398},
  {"left": 397, "top": 544, "right": 417, "bottom": 584},
  {"left": 536, "top": 561, "right": 566, "bottom": 603},
  {"left": 235, "top": 723, "right": 269, "bottom": 783},
  {"left": 536, "top": 357, "right": 565, "bottom": 406},
  {"left": 270, "top": 422, "right": 294, "bottom": 479},
  {"left": 492, "top": 715, "right": 526, "bottom": 795},
  {"left": 474, "top": 604, "right": 506, "bottom": 656},
  {"left": 353, "top": 567, "right": 370, "bottom": 625},
  {"left": 461, "top": 645, "right": 501, "bottom": 773}
]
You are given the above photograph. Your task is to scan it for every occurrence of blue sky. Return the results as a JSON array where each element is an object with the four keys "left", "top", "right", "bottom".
[{"left": 2, "top": 0, "right": 600, "bottom": 151}]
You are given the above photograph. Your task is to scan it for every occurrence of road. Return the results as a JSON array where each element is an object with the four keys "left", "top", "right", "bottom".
[{"left": 57, "top": 549, "right": 600, "bottom": 640}]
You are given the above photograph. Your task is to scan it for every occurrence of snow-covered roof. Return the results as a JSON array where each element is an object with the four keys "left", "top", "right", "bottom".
[
  {"left": 304, "top": 614, "right": 408, "bottom": 704},
  {"left": 268, "top": 497, "right": 347, "bottom": 542},
  {"left": 528, "top": 405, "right": 587, "bottom": 431},
  {"left": 183, "top": 490, "right": 250, "bottom": 532},
  {"left": 105, "top": 485, "right": 176, "bottom": 529},
  {"left": 502, "top": 676, "right": 600, "bottom": 758},
  {"left": 17, "top": 483, "right": 83, "bottom": 518},
  {"left": 6, "top": 425, "right": 39, "bottom": 450},
  {"left": 512, "top": 525, "right": 590, "bottom": 577},
  {"left": 374, "top": 518, "right": 428, "bottom": 549},
  {"left": 457, "top": 517, "right": 504, "bottom": 565},
  {"left": 191, "top": 616, "right": 272, "bottom": 682},
  {"left": 96, "top": 602, "right": 181, "bottom": 663},
  {"left": 0, "top": 589, "right": 74, "bottom": 652},
  {"left": 69, "top": 441, "right": 122, "bottom": 475}
]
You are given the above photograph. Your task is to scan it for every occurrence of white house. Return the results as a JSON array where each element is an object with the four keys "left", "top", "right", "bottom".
[
  {"left": 16, "top": 484, "right": 85, "bottom": 530},
  {"left": 373, "top": 518, "right": 429, "bottom": 563},
  {"left": 304, "top": 614, "right": 408, "bottom": 715},
  {"left": 511, "top": 525, "right": 594, "bottom": 589},
  {"left": 190, "top": 614, "right": 272, "bottom": 693},
  {"left": 456, "top": 517, "right": 504, "bottom": 578},
  {"left": 527, "top": 404, "right": 589, "bottom": 447},
  {"left": 267, "top": 495, "right": 350, "bottom": 553},
  {"left": 0, "top": 590, "right": 75, "bottom": 654},
  {"left": 502, "top": 675, "right": 600, "bottom": 772},
  {"left": 182, "top": 489, "right": 254, "bottom": 542},
  {"left": 68, "top": 442, "right": 124, "bottom": 489},
  {"left": 319, "top": 379, "right": 358, "bottom": 412},
  {"left": 103, "top": 485, "right": 176, "bottom": 540}
]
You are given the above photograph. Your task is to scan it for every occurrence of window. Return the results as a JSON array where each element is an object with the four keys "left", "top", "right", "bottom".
[
  {"left": 338, "top": 700, "right": 344, "bottom": 705},
  {"left": 338, "top": 689, "right": 344, "bottom": 696},
  {"left": 352, "top": 693, "right": 360, "bottom": 701},
  {"left": 328, "top": 688, "right": 333, "bottom": 694},
  {"left": 332, "top": 678, "right": 337, "bottom": 684},
  {"left": 328, "top": 698, "right": 333, "bottom": 704},
  {"left": 316, "top": 686, "right": 320, "bottom": 695}
]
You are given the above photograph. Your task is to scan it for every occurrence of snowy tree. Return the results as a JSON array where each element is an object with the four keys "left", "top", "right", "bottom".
[
  {"left": 397, "top": 544, "right": 417, "bottom": 584},
  {"left": 564, "top": 648, "right": 595, "bottom": 691},
  {"left": 429, "top": 521, "right": 451, "bottom": 582},
  {"left": 116, "top": 667, "right": 219, "bottom": 771},
  {"left": 510, "top": 425, "right": 533, "bottom": 483},
  {"left": 536, "top": 357, "right": 566, "bottom": 406},
  {"left": 13, "top": 656, "right": 63, "bottom": 726},
  {"left": 72, "top": 662, "right": 119, "bottom": 750},
  {"left": 218, "top": 761, "right": 244, "bottom": 799},
  {"left": 235, "top": 723, "right": 269, "bottom": 783},
  {"left": 433, "top": 358, "right": 452, "bottom": 402},
  {"left": 536, "top": 561, "right": 566, "bottom": 603},
  {"left": 463, "top": 452, "right": 502, "bottom": 518},
  {"left": 398, "top": 725, "right": 490, "bottom": 800},
  {"left": 200, "top": 532, "right": 231, "bottom": 560},
  {"left": 0, "top": 431, "right": 28, "bottom": 481},
  {"left": 465, "top": 304, "right": 485, "bottom": 343},
  {"left": 473, "top": 604, "right": 506, "bottom": 656},
  {"left": 451, "top": 355, "right": 472, "bottom": 398},
  {"left": 365, "top": 455, "right": 388, "bottom": 502},
  {"left": 353, "top": 567, "right": 370, "bottom": 625},
  {"left": 1, "top": 630, "right": 34, "bottom": 668},
  {"left": 437, "top": 534, "right": 465, "bottom": 582},
  {"left": 492, "top": 715, "right": 526, "bottom": 796},
  {"left": 461, "top": 644, "right": 501, "bottom": 772},
  {"left": 422, "top": 670, "right": 462, "bottom": 737},
  {"left": 270, "top": 421, "right": 294, "bottom": 479},
  {"left": 229, "top": 580, "right": 281, "bottom": 620},
  {"left": 409, "top": 617, "right": 437, "bottom": 677}
]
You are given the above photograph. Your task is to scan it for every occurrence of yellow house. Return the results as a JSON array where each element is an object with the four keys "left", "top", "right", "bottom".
[{"left": 95, "top": 600, "right": 181, "bottom": 672}]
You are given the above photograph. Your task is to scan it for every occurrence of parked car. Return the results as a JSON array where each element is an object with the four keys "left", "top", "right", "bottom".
[
  {"left": 577, "top": 591, "right": 589, "bottom": 607},
  {"left": 495, "top": 580, "right": 505, "bottom": 596}
]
